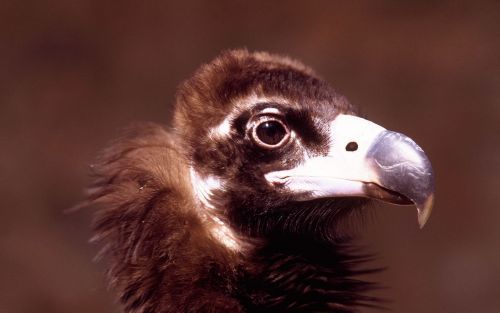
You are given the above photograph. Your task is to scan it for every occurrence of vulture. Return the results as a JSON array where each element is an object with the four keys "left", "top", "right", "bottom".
[{"left": 84, "top": 50, "right": 434, "bottom": 313}]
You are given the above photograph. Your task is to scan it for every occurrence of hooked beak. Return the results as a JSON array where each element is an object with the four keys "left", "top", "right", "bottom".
[{"left": 265, "top": 114, "right": 435, "bottom": 228}]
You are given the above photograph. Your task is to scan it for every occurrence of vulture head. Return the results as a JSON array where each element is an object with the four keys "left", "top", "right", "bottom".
[{"left": 86, "top": 50, "right": 434, "bottom": 313}]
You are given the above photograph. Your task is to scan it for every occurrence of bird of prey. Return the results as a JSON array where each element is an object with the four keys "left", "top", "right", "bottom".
[{"left": 84, "top": 50, "right": 434, "bottom": 313}]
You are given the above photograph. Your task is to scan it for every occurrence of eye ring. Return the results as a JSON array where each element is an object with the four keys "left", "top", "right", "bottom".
[{"left": 250, "top": 116, "right": 291, "bottom": 149}]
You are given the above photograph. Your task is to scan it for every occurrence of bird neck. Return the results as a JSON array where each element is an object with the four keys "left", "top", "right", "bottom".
[{"left": 238, "top": 236, "right": 379, "bottom": 312}]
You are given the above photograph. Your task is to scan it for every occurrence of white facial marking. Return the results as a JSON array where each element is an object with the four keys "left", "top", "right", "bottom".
[
  {"left": 209, "top": 216, "right": 240, "bottom": 251},
  {"left": 189, "top": 167, "right": 241, "bottom": 251},
  {"left": 208, "top": 93, "right": 289, "bottom": 138},
  {"left": 209, "top": 117, "right": 232, "bottom": 138},
  {"left": 261, "top": 107, "right": 281, "bottom": 114},
  {"left": 190, "top": 167, "right": 221, "bottom": 210}
]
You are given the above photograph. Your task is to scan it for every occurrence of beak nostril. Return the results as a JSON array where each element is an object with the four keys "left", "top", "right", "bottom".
[{"left": 345, "top": 141, "right": 358, "bottom": 152}]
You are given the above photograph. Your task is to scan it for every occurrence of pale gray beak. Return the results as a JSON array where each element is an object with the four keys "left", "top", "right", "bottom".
[{"left": 265, "top": 114, "right": 435, "bottom": 228}]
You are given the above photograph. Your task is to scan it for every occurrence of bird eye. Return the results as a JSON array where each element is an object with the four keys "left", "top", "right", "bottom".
[{"left": 252, "top": 118, "right": 290, "bottom": 148}]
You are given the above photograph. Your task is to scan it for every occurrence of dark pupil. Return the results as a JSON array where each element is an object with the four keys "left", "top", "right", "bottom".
[{"left": 256, "top": 121, "right": 286, "bottom": 145}]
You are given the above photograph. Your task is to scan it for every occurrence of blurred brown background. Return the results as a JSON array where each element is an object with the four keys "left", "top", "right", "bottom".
[{"left": 1, "top": 1, "right": 499, "bottom": 313}]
